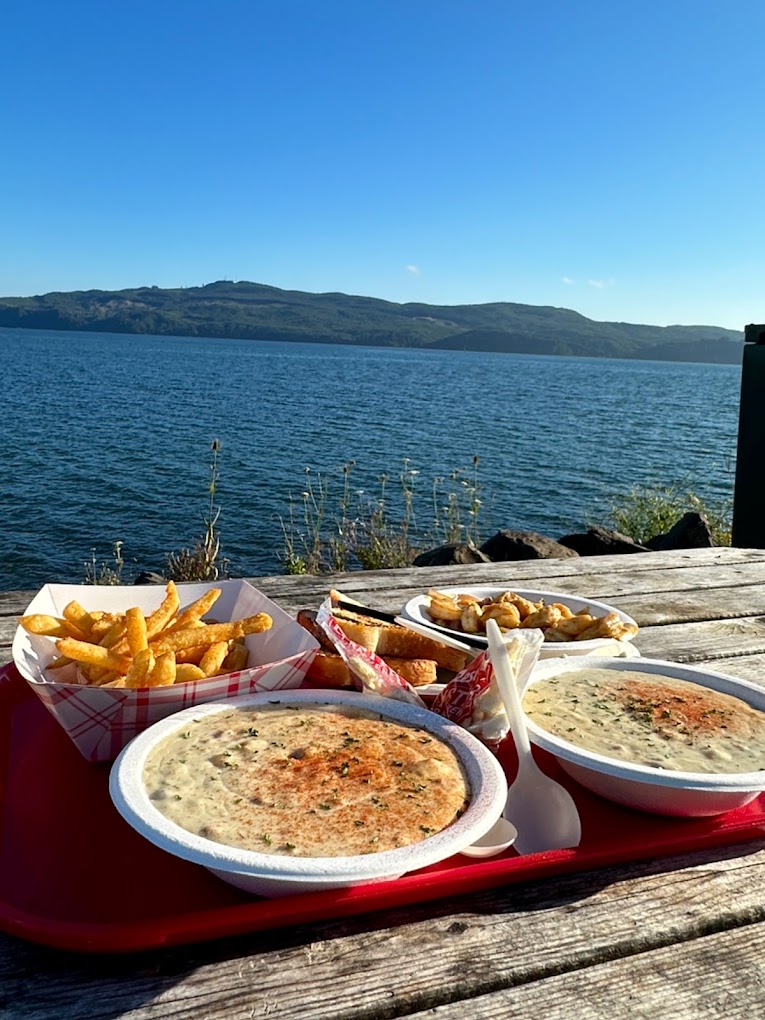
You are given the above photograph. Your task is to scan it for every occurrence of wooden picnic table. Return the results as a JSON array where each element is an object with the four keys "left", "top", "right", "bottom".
[{"left": 2, "top": 546, "right": 765, "bottom": 1019}]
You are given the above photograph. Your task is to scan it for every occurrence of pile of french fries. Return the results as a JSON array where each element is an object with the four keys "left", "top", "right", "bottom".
[{"left": 19, "top": 582, "right": 273, "bottom": 689}]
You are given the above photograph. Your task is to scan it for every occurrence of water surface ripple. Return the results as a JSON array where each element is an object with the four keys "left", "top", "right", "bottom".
[{"left": 1, "top": 327, "right": 740, "bottom": 589}]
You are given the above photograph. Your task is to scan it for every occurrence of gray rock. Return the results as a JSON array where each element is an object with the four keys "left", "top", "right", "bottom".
[
  {"left": 558, "top": 527, "right": 649, "bottom": 556},
  {"left": 479, "top": 530, "right": 579, "bottom": 561},
  {"left": 646, "top": 512, "right": 715, "bottom": 550},
  {"left": 134, "top": 570, "right": 167, "bottom": 584},
  {"left": 412, "top": 542, "right": 491, "bottom": 567}
]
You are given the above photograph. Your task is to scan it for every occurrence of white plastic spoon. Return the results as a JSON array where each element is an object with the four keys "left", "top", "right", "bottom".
[{"left": 486, "top": 618, "right": 582, "bottom": 855}]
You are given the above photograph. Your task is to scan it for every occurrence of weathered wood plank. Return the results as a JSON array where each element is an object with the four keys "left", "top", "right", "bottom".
[
  {"left": 2, "top": 547, "right": 763, "bottom": 619},
  {"left": 3, "top": 842, "right": 765, "bottom": 1020},
  {"left": 6, "top": 549, "right": 765, "bottom": 664},
  {"left": 696, "top": 652, "right": 765, "bottom": 684},
  {"left": 405, "top": 922, "right": 765, "bottom": 1019},
  {"left": 635, "top": 617, "right": 765, "bottom": 664}
]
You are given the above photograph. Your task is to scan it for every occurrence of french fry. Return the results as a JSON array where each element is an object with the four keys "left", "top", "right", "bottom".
[
  {"left": 199, "top": 641, "right": 229, "bottom": 677},
  {"left": 20, "top": 614, "right": 72, "bottom": 638},
  {"left": 221, "top": 641, "right": 249, "bottom": 673},
  {"left": 56, "top": 637, "right": 132, "bottom": 674},
  {"left": 175, "top": 646, "right": 207, "bottom": 665},
  {"left": 125, "top": 607, "right": 148, "bottom": 656},
  {"left": 98, "top": 619, "right": 127, "bottom": 648},
  {"left": 125, "top": 648, "right": 155, "bottom": 688},
  {"left": 62, "top": 601, "right": 97, "bottom": 639},
  {"left": 145, "top": 582, "right": 181, "bottom": 639},
  {"left": 174, "top": 663, "right": 206, "bottom": 683},
  {"left": 147, "top": 650, "right": 176, "bottom": 687},
  {"left": 150, "top": 620, "right": 246, "bottom": 654},
  {"left": 240, "top": 613, "right": 273, "bottom": 636},
  {"left": 165, "top": 588, "right": 222, "bottom": 633}
]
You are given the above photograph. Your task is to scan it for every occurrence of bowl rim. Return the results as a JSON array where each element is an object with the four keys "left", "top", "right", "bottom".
[
  {"left": 109, "top": 689, "right": 508, "bottom": 882},
  {"left": 524, "top": 656, "right": 765, "bottom": 791},
  {"left": 400, "top": 585, "right": 638, "bottom": 651}
]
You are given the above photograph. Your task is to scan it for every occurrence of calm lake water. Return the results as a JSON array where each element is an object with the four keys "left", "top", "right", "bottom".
[{"left": 0, "top": 326, "right": 741, "bottom": 590}]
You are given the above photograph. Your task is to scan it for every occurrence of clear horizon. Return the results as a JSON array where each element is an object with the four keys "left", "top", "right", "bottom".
[{"left": 3, "top": 0, "right": 764, "bottom": 331}]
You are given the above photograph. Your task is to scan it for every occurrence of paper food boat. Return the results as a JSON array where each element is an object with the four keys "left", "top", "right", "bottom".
[{"left": 12, "top": 580, "right": 319, "bottom": 762}]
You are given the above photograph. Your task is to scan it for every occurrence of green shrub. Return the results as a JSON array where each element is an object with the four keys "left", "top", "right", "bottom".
[{"left": 603, "top": 481, "right": 732, "bottom": 547}]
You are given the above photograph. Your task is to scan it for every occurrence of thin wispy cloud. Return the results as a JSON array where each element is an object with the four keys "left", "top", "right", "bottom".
[
  {"left": 588, "top": 278, "right": 616, "bottom": 288},
  {"left": 405, "top": 264, "right": 421, "bottom": 276},
  {"left": 562, "top": 276, "right": 575, "bottom": 285}
]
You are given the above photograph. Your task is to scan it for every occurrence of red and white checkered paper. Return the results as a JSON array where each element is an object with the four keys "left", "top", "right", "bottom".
[
  {"left": 431, "top": 629, "right": 544, "bottom": 750},
  {"left": 12, "top": 580, "right": 320, "bottom": 762}
]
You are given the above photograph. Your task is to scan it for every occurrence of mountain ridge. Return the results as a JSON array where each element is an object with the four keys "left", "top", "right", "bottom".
[{"left": 0, "top": 280, "right": 744, "bottom": 364}]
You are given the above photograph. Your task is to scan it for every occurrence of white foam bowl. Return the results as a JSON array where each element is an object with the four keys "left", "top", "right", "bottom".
[
  {"left": 401, "top": 586, "right": 639, "bottom": 658},
  {"left": 524, "top": 657, "right": 765, "bottom": 817},
  {"left": 109, "top": 689, "right": 508, "bottom": 896}
]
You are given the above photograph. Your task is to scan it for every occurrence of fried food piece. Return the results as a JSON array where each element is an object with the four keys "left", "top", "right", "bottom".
[
  {"left": 19, "top": 614, "right": 86, "bottom": 640},
  {"left": 498, "top": 594, "right": 538, "bottom": 619},
  {"left": 166, "top": 588, "right": 222, "bottom": 633},
  {"left": 125, "top": 607, "right": 149, "bottom": 656},
  {"left": 460, "top": 602, "right": 483, "bottom": 633},
  {"left": 174, "top": 663, "right": 206, "bottom": 683},
  {"left": 483, "top": 603, "right": 521, "bottom": 630},
  {"left": 145, "top": 582, "right": 181, "bottom": 639},
  {"left": 199, "top": 641, "right": 230, "bottom": 677},
  {"left": 56, "top": 637, "right": 132, "bottom": 674},
  {"left": 62, "top": 601, "right": 98, "bottom": 639},
  {"left": 577, "top": 612, "right": 638, "bottom": 641},
  {"left": 146, "top": 650, "right": 177, "bottom": 687},
  {"left": 552, "top": 614, "right": 597, "bottom": 638},
  {"left": 221, "top": 641, "right": 249, "bottom": 673},
  {"left": 426, "top": 590, "right": 463, "bottom": 621},
  {"left": 124, "top": 648, "right": 156, "bottom": 688},
  {"left": 150, "top": 615, "right": 271, "bottom": 655},
  {"left": 521, "top": 605, "right": 563, "bottom": 630}
]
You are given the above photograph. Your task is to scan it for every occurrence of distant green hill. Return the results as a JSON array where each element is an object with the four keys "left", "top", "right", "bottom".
[{"left": 0, "top": 280, "right": 745, "bottom": 364}]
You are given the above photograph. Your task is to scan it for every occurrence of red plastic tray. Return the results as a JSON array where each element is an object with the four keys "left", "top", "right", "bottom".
[{"left": 3, "top": 661, "right": 765, "bottom": 954}]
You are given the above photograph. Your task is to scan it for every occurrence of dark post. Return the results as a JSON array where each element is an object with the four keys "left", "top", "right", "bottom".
[{"left": 732, "top": 324, "right": 765, "bottom": 547}]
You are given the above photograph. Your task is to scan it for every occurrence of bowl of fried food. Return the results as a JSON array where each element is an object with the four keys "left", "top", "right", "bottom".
[
  {"left": 13, "top": 580, "right": 319, "bottom": 762},
  {"left": 109, "top": 688, "right": 509, "bottom": 897},
  {"left": 401, "top": 586, "right": 639, "bottom": 658}
]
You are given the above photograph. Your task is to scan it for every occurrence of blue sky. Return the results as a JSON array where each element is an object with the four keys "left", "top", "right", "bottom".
[{"left": 3, "top": 0, "right": 764, "bottom": 329}]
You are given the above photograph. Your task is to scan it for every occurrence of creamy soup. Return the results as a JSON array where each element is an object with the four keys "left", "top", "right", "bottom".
[
  {"left": 523, "top": 668, "right": 765, "bottom": 773},
  {"left": 143, "top": 704, "right": 470, "bottom": 857}
]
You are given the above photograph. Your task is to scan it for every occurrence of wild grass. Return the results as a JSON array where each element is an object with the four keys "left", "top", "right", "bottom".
[
  {"left": 278, "top": 457, "right": 484, "bottom": 574},
  {"left": 164, "top": 439, "right": 230, "bottom": 582},
  {"left": 83, "top": 541, "right": 125, "bottom": 585},
  {"left": 83, "top": 440, "right": 230, "bottom": 585},
  {"left": 82, "top": 445, "right": 732, "bottom": 585},
  {"left": 603, "top": 481, "right": 732, "bottom": 547}
]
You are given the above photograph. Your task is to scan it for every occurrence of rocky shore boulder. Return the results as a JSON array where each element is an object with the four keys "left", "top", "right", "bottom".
[
  {"left": 479, "top": 530, "right": 579, "bottom": 561},
  {"left": 557, "top": 527, "right": 649, "bottom": 556},
  {"left": 412, "top": 542, "right": 491, "bottom": 567},
  {"left": 134, "top": 570, "right": 167, "bottom": 584},
  {"left": 646, "top": 512, "right": 715, "bottom": 551}
]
